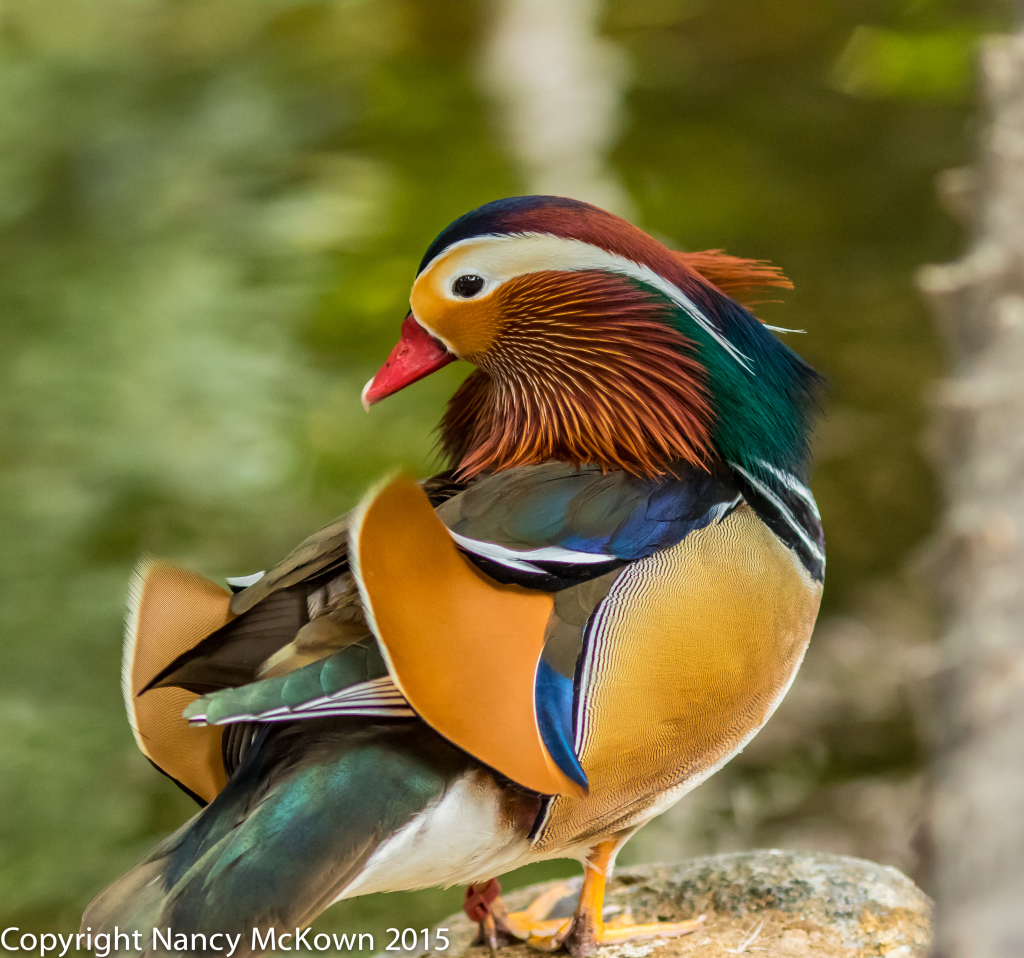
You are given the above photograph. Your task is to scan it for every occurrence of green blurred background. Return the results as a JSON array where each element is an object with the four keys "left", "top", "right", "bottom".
[{"left": 0, "top": 0, "right": 1009, "bottom": 946}]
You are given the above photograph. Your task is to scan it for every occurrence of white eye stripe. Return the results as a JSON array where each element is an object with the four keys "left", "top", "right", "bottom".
[{"left": 419, "top": 232, "right": 753, "bottom": 373}]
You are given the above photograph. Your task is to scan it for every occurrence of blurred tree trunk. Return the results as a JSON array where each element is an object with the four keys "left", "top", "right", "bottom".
[
  {"left": 480, "top": 0, "right": 632, "bottom": 214},
  {"left": 918, "top": 31, "right": 1024, "bottom": 958}
]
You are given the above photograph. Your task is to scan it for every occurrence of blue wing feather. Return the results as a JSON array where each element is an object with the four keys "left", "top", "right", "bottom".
[
  {"left": 437, "top": 462, "right": 739, "bottom": 579},
  {"left": 534, "top": 660, "right": 588, "bottom": 791}
]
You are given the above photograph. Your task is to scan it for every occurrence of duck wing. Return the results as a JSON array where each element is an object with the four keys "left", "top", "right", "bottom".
[
  {"left": 123, "top": 474, "right": 468, "bottom": 804},
  {"left": 83, "top": 720, "right": 478, "bottom": 957}
]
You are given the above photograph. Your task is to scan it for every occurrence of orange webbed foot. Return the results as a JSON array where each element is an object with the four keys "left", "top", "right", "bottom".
[
  {"left": 465, "top": 843, "right": 705, "bottom": 956},
  {"left": 534, "top": 905, "right": 704, "bottom": 956},
  {"left": 527, "top": 841, "right": 705, "bottom": 956},
  {"left": 466, "top": 879, "right": 582, "bottom": 950},
  {"left": 561, "top": 912, "right": 706, "bottom": 956},
  {"left": 500, "top": 880, "right": 581, "bottom": 945}
]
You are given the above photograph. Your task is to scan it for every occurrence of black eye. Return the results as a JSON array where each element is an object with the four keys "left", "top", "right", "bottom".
[{"left": 452, "top": 274, "right": 485, "bottom": 298}]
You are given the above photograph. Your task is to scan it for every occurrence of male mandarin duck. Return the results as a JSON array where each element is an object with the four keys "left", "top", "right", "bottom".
[{"left": 84, "top": 196, "right": 824, "bottom": 956}]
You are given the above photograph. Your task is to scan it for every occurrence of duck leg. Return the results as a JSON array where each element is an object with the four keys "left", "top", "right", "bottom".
[
  {"left": 464, "top": 880, "right": 508, "bottom": 950},
  {"left": 462, "top": 879, "right": 570, "bottom": 950}
]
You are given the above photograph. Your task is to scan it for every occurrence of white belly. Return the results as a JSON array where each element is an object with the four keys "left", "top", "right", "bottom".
[{"left": 335, "top": 771, "right": 534, "bottom": 901}]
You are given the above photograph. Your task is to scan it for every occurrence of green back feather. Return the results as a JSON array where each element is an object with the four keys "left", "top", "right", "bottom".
[{"left": 665, "top": 288, "right": 821, "bottom": 479}]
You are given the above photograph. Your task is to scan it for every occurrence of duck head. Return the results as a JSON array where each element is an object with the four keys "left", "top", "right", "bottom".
[{"left": 363, "top": 196, "right": 820, "bottom": 480}]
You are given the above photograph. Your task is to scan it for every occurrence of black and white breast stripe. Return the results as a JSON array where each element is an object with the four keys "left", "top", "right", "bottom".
[{"left": 729, "top": 461, "right": 825, "bottom": 582}]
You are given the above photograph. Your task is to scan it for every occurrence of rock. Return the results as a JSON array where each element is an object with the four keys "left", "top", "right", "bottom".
[{"left": 431, "top": 850, "right": 932, "bottom": 958}]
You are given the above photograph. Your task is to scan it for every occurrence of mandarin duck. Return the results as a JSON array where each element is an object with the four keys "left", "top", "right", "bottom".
[{"left": 83, "top": 196, "right": 824, "bottom": 957}]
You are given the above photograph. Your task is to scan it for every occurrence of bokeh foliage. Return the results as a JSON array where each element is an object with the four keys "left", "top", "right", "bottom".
[{"left": 0, "top": 0, "right": 1007, "bottom": 941}]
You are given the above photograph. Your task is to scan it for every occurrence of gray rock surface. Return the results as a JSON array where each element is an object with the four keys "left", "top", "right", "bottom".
[{"left": 433, "top": 850, "right": 932, "bottom": 958}]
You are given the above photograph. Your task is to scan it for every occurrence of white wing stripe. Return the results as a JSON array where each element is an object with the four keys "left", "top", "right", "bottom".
[
  {"left": 187, "top": 676, "right": 414, "bottom": 726},
  {"left": 301, "top": 691, "right": 409, "bottom": 710},
  {"left": 225, "top": 571, "right": 266, "bottom": 589},
  {"left": 448, "top": 529, "right": 614, "bottom": 571},
  {"left": 189, "top": 705, "right": 416, "bottom": 725}
]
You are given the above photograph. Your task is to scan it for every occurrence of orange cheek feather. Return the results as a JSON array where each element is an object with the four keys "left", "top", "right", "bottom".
[{"left": 411, "top": 284, "right": 505, "bottom": 361}]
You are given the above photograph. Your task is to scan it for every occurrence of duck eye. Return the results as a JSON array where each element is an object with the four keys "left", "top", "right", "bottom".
[{"left": 452, "top": 274, "right": 485, "bottom": 298}]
